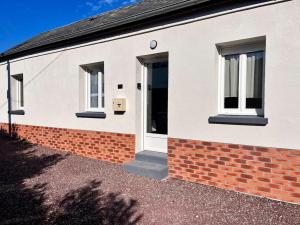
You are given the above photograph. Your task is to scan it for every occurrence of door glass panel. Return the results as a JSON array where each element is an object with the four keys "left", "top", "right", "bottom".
[{"left": 147, "top": 61, "right": 168, "bottom": 135}]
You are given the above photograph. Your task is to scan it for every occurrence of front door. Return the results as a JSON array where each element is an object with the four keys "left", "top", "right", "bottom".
[{"left": 142, "top": 60, "right": 168, "bottom": 153}]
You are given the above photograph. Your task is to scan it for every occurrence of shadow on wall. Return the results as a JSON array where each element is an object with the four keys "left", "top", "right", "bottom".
[{"left": 0, "top": 135, "right": 142, "bottom": 225}]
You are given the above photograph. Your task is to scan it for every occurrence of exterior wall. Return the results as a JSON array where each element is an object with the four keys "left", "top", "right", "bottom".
[
  {"left": 169, "top": 138, "right": 300, "bottom": 204},
  {"left": 0, "top": 1, "right": 299, "bottom": 150},
  {"left": 0, "top": 123, "right": 135, "bottom": 163},
  {"left": 0, "top": 0, "right": 300, "bottom": 203}
]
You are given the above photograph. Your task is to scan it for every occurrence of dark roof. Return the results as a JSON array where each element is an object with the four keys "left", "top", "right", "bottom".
[
  {"left": 0, "top": 0, "right": 216, "bottom": 60},
  {"left": 0, "top": 0, "right": 259, "bottom": 60}
]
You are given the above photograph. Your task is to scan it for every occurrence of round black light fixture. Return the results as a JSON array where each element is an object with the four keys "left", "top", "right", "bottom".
[{"left": 150, "top": 40, "right": 157, "bottom": 50}]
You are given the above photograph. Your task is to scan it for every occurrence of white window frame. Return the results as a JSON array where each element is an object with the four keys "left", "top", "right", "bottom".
[
  {"left": 14, "top": 75, "right": 24, "bottom": 110},
  {"left": 85, "top": 69, "right": 104, "bottom": 112},
  {"left": 218, "top": 43, "right": 265, "bottom": 116}
]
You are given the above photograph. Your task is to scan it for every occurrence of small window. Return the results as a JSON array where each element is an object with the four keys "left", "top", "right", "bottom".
[
  {"left": 219, "top": 44, "right": 265, "bottom": 115},
  {"left": 12, "top": 74, "right": 24, "bottom": 109},
  {"left": 84, "top": 63, "right": 104, "bottom": 111}
]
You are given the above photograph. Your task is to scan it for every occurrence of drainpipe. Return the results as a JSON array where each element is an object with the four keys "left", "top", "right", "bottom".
[{"left": 7, "top": 60, "right": 12, "bottom": 137}]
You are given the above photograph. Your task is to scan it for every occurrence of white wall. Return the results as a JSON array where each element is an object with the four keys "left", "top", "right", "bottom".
[{"left": 0, "top": 0, "right": 299, "bottom": 149}]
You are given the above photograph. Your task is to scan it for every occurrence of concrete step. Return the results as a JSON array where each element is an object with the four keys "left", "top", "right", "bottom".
[
  {"left": 124, "top": 160, "right": 168, "bottom": 180},
  {"left": 135, "top": 150, "right": 168, "bottom": 164}
]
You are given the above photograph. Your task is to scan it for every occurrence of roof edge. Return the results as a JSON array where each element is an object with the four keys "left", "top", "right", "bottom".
[{"left": 0, "top": 0, "right": 272, "bottom": 62}]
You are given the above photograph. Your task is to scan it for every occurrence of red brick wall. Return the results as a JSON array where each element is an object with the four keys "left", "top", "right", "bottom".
[
  {"left": 1, "top": 123, "right": 299, "bottom": 203},
  {"left": 168, "top": 138, "right": 300, "bottom": 204},
  {"left": 0, "top": 123, "right": 135, "bottom": 164}
]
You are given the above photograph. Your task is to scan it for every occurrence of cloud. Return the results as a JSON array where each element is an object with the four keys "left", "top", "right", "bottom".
[
  {"left": 85, "top": 1, "right": 104, "bottom": 11},
  {"left": 121, "top": 0, "right": 138, "bottom": 5},
  {"left": 85, "top": 0, "right": 138, "bottom": 12}
]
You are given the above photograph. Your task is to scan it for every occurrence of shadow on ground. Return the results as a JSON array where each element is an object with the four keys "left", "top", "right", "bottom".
[
  {"left": 48, "top": 180, "right": 141, "bottom": 225},
  {"left": 0, "top": 134, "right": 142, "bottom": 225},
  {"left": 0, "top": 134, "right": 62, "bottom": 225}
]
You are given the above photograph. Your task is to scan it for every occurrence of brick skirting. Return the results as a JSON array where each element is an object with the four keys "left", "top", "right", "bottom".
[
  {"left": 0, "top": 123, "right": 135, "bottom": 164},
  {"left": 168, "top": 138, "right": 300, "bottom": 204},
  {"left": 1, "top": 123, "right": 299, "bottom": 203}
]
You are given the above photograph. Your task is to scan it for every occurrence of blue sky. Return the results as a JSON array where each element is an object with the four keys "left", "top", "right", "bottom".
[{"left": 0, "top": 0, "right": 139, "bottom": 53}]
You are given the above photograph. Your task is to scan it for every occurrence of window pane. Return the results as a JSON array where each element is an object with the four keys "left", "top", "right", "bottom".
[
  {"left": 90, "top": 71, "right": 98, "bottom": 108},
  {"left": 246, "top": 51, "right": 264, "bottom": 109},
  {"left": 224, "top": 54, "right": 239, "bottom": 108},
  {"left": 20, "top": 78, "right": 24, "bottom": 107},
  {"left": 101, "top": 72, "right": 104, "bottom": 108}
]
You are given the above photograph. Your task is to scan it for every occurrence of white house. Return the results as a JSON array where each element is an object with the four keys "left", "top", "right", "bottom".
[{"left": 1, "top": 0, "right": 300, "bottom": 204}]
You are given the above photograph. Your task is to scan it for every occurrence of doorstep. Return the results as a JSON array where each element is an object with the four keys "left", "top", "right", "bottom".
[{"left": 123, "top": 151, "right": 168, "bottom": 180}]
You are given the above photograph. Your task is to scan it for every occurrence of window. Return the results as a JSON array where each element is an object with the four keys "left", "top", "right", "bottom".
[
  {"left": 84, "top": 64, "right": 104, "bottom": 111},
  {"left": 12, "top": 74, "right": 24, "bottom": 109},
  {"left": 219, "top": 44, "right": 265, "bottom": 116}
]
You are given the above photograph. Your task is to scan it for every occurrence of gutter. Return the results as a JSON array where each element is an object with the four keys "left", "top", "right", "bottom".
[{"left": 6, "top": 61, "right": 12, "bottom": 137}]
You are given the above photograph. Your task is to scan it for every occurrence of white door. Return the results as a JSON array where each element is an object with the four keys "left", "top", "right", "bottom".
[{"left": 142, "top": 60, "right": 168, "bottom": 153}]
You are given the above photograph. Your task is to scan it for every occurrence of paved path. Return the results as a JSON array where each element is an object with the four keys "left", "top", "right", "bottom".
[{"left": 0, "top": 136, "right": 299, "bottom": 225}]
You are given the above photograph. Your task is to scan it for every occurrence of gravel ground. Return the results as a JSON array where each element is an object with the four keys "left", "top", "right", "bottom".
[{"left": 0, "top": 136, "right": 300, "bottom": 225}]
